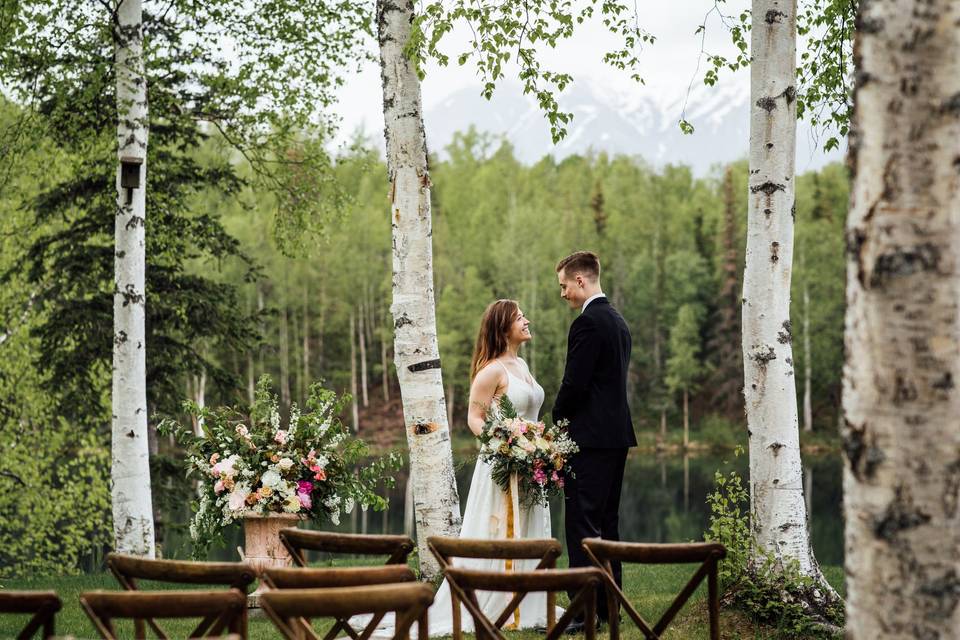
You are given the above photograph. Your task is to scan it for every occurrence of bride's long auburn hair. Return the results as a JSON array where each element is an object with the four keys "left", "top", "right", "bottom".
[{"left": 470, "top": 299, "right": 520, "bottom": 381}]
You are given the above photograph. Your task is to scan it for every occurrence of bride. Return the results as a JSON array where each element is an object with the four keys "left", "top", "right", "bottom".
[{"left": 362, "top": 299, "right": 553, "bottom": 637}]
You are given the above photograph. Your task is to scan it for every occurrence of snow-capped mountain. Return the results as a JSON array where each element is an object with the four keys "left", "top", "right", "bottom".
[{"left": 422, "top": 77, "right": 842, "bottom": 175}]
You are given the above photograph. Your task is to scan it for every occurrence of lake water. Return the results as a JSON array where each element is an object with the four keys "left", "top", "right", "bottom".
[{"left": 162, "top": 449, "right": 844, "bottom": 567}]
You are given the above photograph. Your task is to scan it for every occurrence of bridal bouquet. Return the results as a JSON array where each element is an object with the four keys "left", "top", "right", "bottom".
[
  {"left": 158, "top": 375, "right": 400, "bottom": 555},
  {"left": 477, "top": 396, "right": 579, "bottom": 507}
]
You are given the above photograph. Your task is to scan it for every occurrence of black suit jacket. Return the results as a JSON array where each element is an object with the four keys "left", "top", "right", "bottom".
[{"left": 553, "top": 297, "right": 636, "bottom": 449}]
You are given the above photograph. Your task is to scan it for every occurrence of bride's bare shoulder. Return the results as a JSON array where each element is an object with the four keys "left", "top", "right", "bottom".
[{"left": 473, "top": 361, "right": 507, "bottom": 387}]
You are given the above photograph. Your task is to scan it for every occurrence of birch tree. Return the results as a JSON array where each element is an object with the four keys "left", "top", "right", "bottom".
[
  {"left": 843, "top": 0, "right": 960, "bottom": 635},
  {"left": 377, "top": 0, "right": 462, "bottom": 579},
  {"left": 741, "top": 0, "right": 833, "bottom": 602},
  {"left": 111, "top": 0, "right": 155, "bottom": 556}
]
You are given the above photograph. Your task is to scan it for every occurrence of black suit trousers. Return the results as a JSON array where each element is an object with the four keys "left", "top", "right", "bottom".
[{"left": 564, "top": 447, "right": 628, "bottom": 619}]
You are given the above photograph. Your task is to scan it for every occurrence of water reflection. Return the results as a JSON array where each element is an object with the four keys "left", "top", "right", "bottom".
[{"left": 164, "top": 450, "right": 844, "bottom": 567}]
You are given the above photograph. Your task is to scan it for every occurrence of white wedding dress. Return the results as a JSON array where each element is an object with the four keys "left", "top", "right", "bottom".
[{"left": 358, "top": 359, "right": 554, "bottom": 637}]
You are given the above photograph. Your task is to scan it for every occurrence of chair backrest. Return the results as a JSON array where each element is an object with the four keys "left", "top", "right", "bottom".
[
  {"left": 106, "top": 553, "right": 256, "bottom": 639},
  {"left": 427, "top": 536, "right": 562, "bottom": 569},
  {"left": 443, "top": 567, "right": 604, "bottom": 640},
  {"left": 581, "top": 539, "right": 727, "bottom": 640},
  {"left": 427, "top": 536, "right": 562, "bottom": 640},
  {"left": 263, "top": 564, "right": 417, "bottom": 640},
  {"left": 278, "top": 529, "right": 415, "bottom": 567},
  {"left": 106, "top": 553, "right": 257, "bottom": 591},
  {"left": 79, "top": 590, "right": 247, "bottom": 640},
  {"left": 0, "top": 591, "right": 62, "bottom": 640},
  {"left": 263, "top": 564, "right": 416, "bottom": 589},
  {"left": 259, "top": 583, "right": 435, "bottom": 640}
]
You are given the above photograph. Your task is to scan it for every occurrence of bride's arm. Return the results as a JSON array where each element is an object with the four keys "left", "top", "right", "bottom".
[{"left": 466, "top": 366, "right": 504, "bottom": 436}]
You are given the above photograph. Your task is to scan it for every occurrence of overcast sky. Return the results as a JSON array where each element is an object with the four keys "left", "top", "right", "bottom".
[{"left": 331, "top": 0, "right": 753, "bottom": 143}]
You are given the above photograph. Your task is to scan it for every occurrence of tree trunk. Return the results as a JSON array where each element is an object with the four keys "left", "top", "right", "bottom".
[
  {"left": 317, "top": 281, "right": 325, "bottom": 374},
  {"left": 445, "top": 383, "right": 454, "bottom": 426},
  {"left": 682, "top": 388, "right": 689, "bottom": 449},
  {"left": 350, "top": 310, "right": 359, "bottom": 432},
  {"left": 194, "top": 369, "right": 206, "bottom": 437},
  {"left": 302, "top": 281, "right": 310, "bottom": 401},
  {"left": 256, "top": 284, "right": 265, "bottom": 375},
  {"left": 802, "top": 279, "right": 813, "bottom": 432},
  {"left": 381, "top": 318, "right": 390, "bottom": 403},
  {"left": 378, "top": 0, "right": 462, "bottom": 580},
  {"left": 111, "top": 0, "right": 155, "bottom": 557},
  {"left": 743, "top": 0, "right": 832, "bottom": 596},
  {"left": 359, "top": 303, "right": 369, "bottom": 408},
  {"left": 280, "top": 302, "right": 291, "bottom": 414},
  {"left": 246, "top": 350, "right": 255, "bottom": 405},
  {"left": 843, "top": 0, "right": 960, "bottom": 635}
]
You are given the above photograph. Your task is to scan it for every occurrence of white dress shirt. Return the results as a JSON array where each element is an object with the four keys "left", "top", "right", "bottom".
[{"left": 581, "top": 292, "right": 606, "bottom": 312}]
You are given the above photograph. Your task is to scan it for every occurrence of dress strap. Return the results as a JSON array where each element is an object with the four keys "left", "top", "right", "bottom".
[{"left": 494, "top": 359, "right": 511, "bottom": 377}]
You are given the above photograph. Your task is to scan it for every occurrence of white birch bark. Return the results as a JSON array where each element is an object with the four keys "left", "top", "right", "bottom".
[
  {"left": 359, "top": 302, "right": 369, "bottom": 407},
  {"left": 378, "top": 0, "right": 461, "bottom": 580},
  {"left": 112, "top": 0, "right": 154, "bottom": 557},
  {"left": 302, "top": 282, "right": 310, "bottom": 401},
  {"left": 743, "top": 0, "right": 829, "bottom": 589},
  {"left": 802, "top": 279, "right": 813, "bottom": 432},
  {"left": 381, "top": 320, "right": 390, "bottom": 403},
  {"left": 280, "top": 302, "right": 291, "bottom": 412},
  {"left": 843, "top": 0, "right": 960, "bottom": 635},
  {"left": 350, "top": 309, "right": 359, "bottom": 432}
]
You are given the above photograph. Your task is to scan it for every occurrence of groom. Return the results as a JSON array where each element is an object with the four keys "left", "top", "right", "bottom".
[{"left": 553, "top": 251, "right": 636, "bottom": 627}]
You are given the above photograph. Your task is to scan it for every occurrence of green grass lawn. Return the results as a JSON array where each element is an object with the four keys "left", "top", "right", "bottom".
[{"left": 0, "top": 563, "right": 844, "bottom": 639}]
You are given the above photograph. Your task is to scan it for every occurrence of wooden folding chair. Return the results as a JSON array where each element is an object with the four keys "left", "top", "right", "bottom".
[
  {"left": 79, "top": 590, "right": 247, "bottom": 640},
  {"left": 106, "top": 552, "right": 257, "bottom": 639},
  {"left": 427, "top": 536, "right": 562, "bottom": 640},
  {"left": 279, "top": 529, "right": 415, "bottom": 567},
  {"left": 259, "top": 582, "right": 435, "bottom": 640},
  {"left": 262, "top": 565, "right": 416, "bottom": 640},
  {"left": 443, "top": 567, "right": 603, "bottom": 640},
  {"left": 582, "top": 539, "right": 727, "bottom": 640},
  {"left": 0, "top": 591, "right": 61, "bottom": 639}
]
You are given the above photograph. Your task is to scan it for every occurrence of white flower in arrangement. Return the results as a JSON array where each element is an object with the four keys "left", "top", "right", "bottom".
[
  {"left": 288, "top": 406, "right": 300, "bottom": 433},
  {"left": 261, "top": 470, "right": 283, "bottom": 489},
  {"left": 330, "top": 510, "right": 340, "bottom": 525},
  {"left": 314, "top": 454, "right": 330, "bottom": 468},
  {"left": 278, "top": 458, "right": 295, "bottom": 471},
  {"left": 344, "top": 497, "right": 355, "bottom": 514},
  {"left": 227, "top": 484, "right": 251, "bottom": 512},
  {"left": 279, "top": 481, "right": 296, "bottom": 499},
  {"left": 270, "top": 407, "right": 281, "bottom": 431},
  {"left": 282, "top": 494, "right": 301, "bottom": 513}
]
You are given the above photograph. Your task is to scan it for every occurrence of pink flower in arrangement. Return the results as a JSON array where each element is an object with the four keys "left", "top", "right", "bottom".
[
  {"left": 297, "top": 491, "right": 312, "bottom": 509},
  {"left": 210, "top": 453, "right": 220, "bottom": 464},
  {"left": 274, "top": 430, "right": 288, "bottom": 445},
  {"left": 296, "top": 481, "right": 313, "bottom": 508},
  {"left": 313, "top": 468, "right": 327, "bottom": 481},
  {"left": 533, "top": 468, "right": 547, "bottom": 486},
  {"left": 214, "top": 479, "right": 226, "bottom": 494}
]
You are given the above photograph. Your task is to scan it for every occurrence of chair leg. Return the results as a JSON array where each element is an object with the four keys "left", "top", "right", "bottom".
[
  {"left": 584, "top": 592, "right": 596, "bottom": 640},
  {"left": 708, "top": 560, "right": 720, "bottom": 640},
  {"left": 451, "top": 591, "right": 461, "bottom": 640}
]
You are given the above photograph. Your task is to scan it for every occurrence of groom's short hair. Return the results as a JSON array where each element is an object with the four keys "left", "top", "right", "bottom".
[{"left": 556, "top": 251, "right": 600, "bottom": 280}]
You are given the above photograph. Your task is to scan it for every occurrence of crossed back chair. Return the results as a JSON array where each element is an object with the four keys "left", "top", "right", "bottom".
[
  {"left": 105, "top": 552, "right": 257, "bottom": 639},
  {"left": 259, "top": 582, "right": 434, "bottom": 640},
  {"left": 443, "top": 567, "right": 604, "bottom": 640},
  {"left": 581, "top": 538, "right": 727, "bottom": 640},
  {"left": 262, "top": 565, "right": 416, "bottom": 640},
  {"left": 279, "top": 529, "right": 415, "bottom": 567},
  {"left": 0, "top": 591, "right": 62, "bottom": 640},
  {"left": 79, "top": 590, "right": 246, "bottom": 640},
  {"left": 426, "top": 536, "right": 563, "bottom": 640}
]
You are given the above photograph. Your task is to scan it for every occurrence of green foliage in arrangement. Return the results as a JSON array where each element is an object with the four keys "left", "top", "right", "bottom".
[
  {"left": 158, "top": 375, "right": 402, "bottom": 558},
  {"left": 705, "top": 450, "right": 845, "bottom": 636}
]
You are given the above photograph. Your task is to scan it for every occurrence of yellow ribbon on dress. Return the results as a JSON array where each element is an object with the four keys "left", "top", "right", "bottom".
[{"left": 504, "top": 472, "right": 521, "bottom": 630}]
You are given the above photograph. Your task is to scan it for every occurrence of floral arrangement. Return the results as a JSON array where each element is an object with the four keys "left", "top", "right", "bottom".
[
  {"left": 158, "top": 375, "right": 400, "bottom": 556},
  {"left": 476, "top": 396, "right": 579, "bottom": 507}
]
